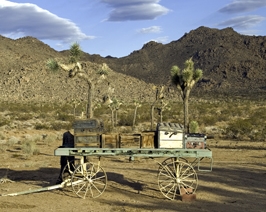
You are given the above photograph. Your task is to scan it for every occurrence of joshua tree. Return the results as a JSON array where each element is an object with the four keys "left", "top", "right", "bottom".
[
  {"left": 157, "top": 99, "right": 170, "bottom": 123},
  {"left": 108, "top": 98, "right": 122, "bottom": 128},
  {"left": 132, "top": 100, "right": 141, "bottom": 130},
  {"left": 71, "top": 99, "right": 80, "bottom": 116},
  {"left": 47, "top": 43, "right": 108, "bottom": 119},
  {"left": 150, "top": 85, "right": 165, "bottom": 130},
  {"left": 170, "top": 58, "right": 203, "bottom": 133}
]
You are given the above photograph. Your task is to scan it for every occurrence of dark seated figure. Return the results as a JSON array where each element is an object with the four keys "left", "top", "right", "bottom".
[{"left": 56, "top": 131, "right": 75, "bottom": 184}]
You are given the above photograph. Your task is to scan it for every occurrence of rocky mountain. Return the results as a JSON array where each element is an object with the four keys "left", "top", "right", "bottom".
[
  {"left": 0, "top": 26, "right": 265, "bottom": 104},
  {"left": 98, "top": 26, "right": 266, "bottom": 98}
]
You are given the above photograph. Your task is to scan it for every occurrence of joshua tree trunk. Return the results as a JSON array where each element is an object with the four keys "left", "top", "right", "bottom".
[
  {"left": 86, "top": 81, "right": 94, "bottom": 119},
  {"left": 150, "top": 105, "right": 155, "bottom": 130},
  {"left": 133, "top": 106, "right": 138, "bottom": 129},
  {"left": 111, "top": 109, "right": 114, "bottom": 128},
  {"left": 115, "top": 109, "right": 118, "bottom": 127},
  {"left": 183, "top": 90, "right": 191, "bottom": 133}
]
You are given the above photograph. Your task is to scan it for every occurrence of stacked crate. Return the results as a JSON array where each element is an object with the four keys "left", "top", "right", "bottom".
[{"left": 73, "top": 119, "right": 104, "bottom": 147}]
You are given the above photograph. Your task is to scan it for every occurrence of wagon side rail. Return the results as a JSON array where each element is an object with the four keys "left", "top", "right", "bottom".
[{"left": 54, "top": 147, "right": 213, "bottom": 171}]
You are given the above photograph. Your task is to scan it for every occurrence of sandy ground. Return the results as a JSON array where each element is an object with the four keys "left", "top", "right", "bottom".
[{"left": 0, "top": 135, "right": 265, "bottom": 212}]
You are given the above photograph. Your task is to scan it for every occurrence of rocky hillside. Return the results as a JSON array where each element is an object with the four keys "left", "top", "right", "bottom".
[
  {"left": 0, "top": 36, "right": 158, "bottom": 104},
  {"left": 98, "top": 27, "right": 266, "bottom": 97},
  {"left": 0, "top": 26, "right": 265, "bottom": 104}
]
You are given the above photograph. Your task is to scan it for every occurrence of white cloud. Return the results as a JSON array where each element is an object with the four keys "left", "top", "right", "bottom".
[
  {"left": 101, "top": 0, "right": 170, "bottom": 21},
  {"left": 150, "top": 36, "right": 168, "bottom": 43},
  {"left": 0, "top": 0, "right": 94, "bottom": 43},
  {"left": 137, "top": 26, "right": 162, "bottom": 34},
  {"left": 216, "top": 15, "right": 266, "bottom": 29},
  {"left": 219, "top": 0, "right": 266, "bottom": 14}
]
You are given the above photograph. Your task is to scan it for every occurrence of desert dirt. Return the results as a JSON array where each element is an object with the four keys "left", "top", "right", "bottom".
[{"left": 0, "top": 130, "right": 265, "bottom": 212}]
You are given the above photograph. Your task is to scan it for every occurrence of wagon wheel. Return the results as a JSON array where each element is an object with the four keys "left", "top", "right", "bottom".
[
  {"left": 158, "top": 160, "right": 198, "bottom": 200},
  {"left": 71, "top": 162, "right": 107, "bottom": 199},
  {"left": 158, "top": 157, "right": 188, "bottom": 174},
  {"left": 62, "top": 159, "right": 81, "bottom": 183}
]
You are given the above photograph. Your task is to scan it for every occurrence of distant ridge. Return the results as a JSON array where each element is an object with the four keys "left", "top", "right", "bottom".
[{"left": 0, "top": 26, "right": 265, "bottom": 103}]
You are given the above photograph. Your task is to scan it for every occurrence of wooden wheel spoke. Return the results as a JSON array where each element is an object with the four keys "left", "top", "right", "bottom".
[
  {"left": 161, "top": 164, "right": 176, "bottom": 179},
  {"left": 71, "top": 162, "right": 107, "bottom": 199},
  {"left": 158, "top": 159, "right": 198, "bottom": 200},
  {"left": 180, "top": 166, "right": 192, "bottom": 178},
  {"left": 181, "top": 172, "right": 195, "bottom": 180},
  {"left": 160, "top": 180, "right": 175, "bottom": 190}
]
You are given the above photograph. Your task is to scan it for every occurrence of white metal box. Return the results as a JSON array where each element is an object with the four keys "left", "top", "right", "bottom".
[{"left": 157, "top": 123, "right": 184, "bottom": 148}]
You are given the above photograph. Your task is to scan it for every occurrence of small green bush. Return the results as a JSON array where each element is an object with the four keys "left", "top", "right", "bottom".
[{"left": 189, "top": 121, "right": 199, "bottom": 133}]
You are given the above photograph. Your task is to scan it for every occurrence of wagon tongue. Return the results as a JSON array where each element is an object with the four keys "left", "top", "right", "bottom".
[{"left": 1, "top": 181, "right": 68, "bottom": 197}]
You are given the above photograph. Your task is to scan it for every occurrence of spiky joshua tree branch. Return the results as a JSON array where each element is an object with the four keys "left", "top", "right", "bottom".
[{"left": 170, "top": 58, "right": 203, "bottom": 133}]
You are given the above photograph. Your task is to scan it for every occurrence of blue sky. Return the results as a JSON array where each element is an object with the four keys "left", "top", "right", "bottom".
[{"left": 1, "top": 0, "right": 266, "bottom": 58}]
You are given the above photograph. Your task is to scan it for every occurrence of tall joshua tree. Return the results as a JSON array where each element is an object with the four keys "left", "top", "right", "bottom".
[
  {"left": 170, "top": 58, "right": 203, "bottom": 133},
  {"left": 132, "top": 100, "right": 141, "bottom": 130},
  {"left": 150, "top": 85, "right": 164, "bottom": 130},
  {"left": 47, "top": 42, "right": 108, "bottom": 119}
]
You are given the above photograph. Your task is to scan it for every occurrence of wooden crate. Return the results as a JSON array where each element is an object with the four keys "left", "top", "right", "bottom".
[
  {"left": 119, "top": 134, "right": 141, "bottom": 148},
  {"left": 101, "top": 134, "right": 119, "bottom": 148},
  {"left": 74, "top": 133, "right": 101, "bottom": 147},
  {"left": 140, "top": 132, "right": 155, "bottom": 148},
  {"left": 73, "top": 119, "right": 103, "bottom": 147}
]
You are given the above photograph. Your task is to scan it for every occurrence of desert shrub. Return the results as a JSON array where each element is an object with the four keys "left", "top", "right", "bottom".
[
  {"left": 216, "top": 113, "right": 230, "bottom": 122},
  {"left": 43, "top": 134, "right": 57, "bottom": 145},
  {"left": 7, "top": 112, "right": 34, "bottom": 121},
  {"left": 0, "top": 117, "right": 10, "bottom": 127},
  {"left": 0, "top": 132, "right": 7, "bottom": 152},
  {"left": 118, "top": 113, "right": 133, "bottom": 126},
  {"left": 50, "top": 121, "right": 72, "bottom": 131},
  {"left": 56, "top": 113, "right": 75, "bottom": 122},
  {"left": 7, "top": 136, "right": 19, "bottom": 147},
  {"left": 103, "top": 123, "right": 114, "bottom": 133},
  {"left": 37, "top": 112, "right": 49, "bottom": 119},
  {"left": 189, "top": 121, "right": 199, "bottom": 133},
  {"left": 21, "top": 139, "right": 40, "bottom": 155},
  {"left": 0, "top": 144, "right": 7, "bottom": 152},
  {"left": 200, "top": 115, "right": 217, "bottom": 126},
  {"left": 250, "top": 109, "right": 266, "bottom": 125},
  {"left": 0, "top": 133, "right": 5, "bottom": 140},
  {"left": 226, "top": 118, "right": 253, "bottom": 140},
  {"left": 35, "top": 122, "right": 51, "bottom": 130},
  {"left": 191, "top": 102, "right": 211, "bottom": 115},
  {"left": 136, "top": 105, "right": 151, "bottom": 123}
]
